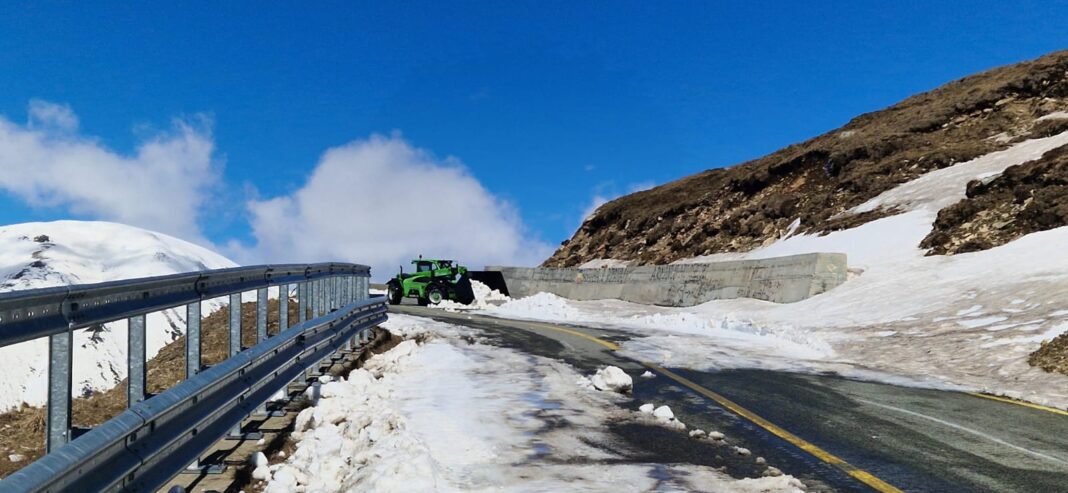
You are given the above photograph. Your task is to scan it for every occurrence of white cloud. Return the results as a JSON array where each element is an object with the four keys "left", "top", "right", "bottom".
[
  {"left": 238, "top": 133, "right": 553, "bottom": 279},
  {"left": 27, "top": 99, "right": 79, "bottom": 132},
  {"left": 0, "top": 100, "right": 219, "bottom": 244}
]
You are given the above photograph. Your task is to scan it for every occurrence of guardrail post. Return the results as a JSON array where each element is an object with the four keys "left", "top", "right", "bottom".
[
  {"left": 128, "top": 314, "right": 147, "bottom": 405},
  {"left": 330, "top": 276, "right": 338, "bottom": 311},
  {"left": 255, "top": 287, "right": 278, "bottom": 417},
  {"left": 320, "top": 278, "right": 327, "bottom": 315},
  {"left": 324, "top": 277, "right": 331, "bottom": 312},
  {"left": 279, "top": 284, "right": 289, "bottom": 331},
  {"left": 324, "top": 277, "right": 332, "bottom": 313},
  {"left": 229, "top": 293, "right": 241, "bottom": 355},
  {"left": 322, "top": 278, "right": 328, "bottom": 315},
  {"left": 309, "top": 280, "right": 318, "bottom": 319},
  {"left": 314, "top": 279, "right": 323, "bottom": 317},
  {"left": 331, "top": 276, "right": 339, "bottom": 310},
  {"left": 257, "top": 288, "right": 268, "bottom": 341},
  {"left": 186, "top": 301, "right": 201, "bottom": 378},
  {"left": 46, "top": 330, "right": 73, "bottom": 453},
  {"left": 298, "top": 282, "right": 308, "bottom": 323}
]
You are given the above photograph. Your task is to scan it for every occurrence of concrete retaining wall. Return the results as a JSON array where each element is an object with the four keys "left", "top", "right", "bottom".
[{"left": 487, "top": 252, "right": 847, "bottom": 306}]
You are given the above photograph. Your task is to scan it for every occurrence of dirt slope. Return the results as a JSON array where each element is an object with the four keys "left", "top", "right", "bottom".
[{"left": 546, "top": 50, "right": 1068, "bottom": 267}]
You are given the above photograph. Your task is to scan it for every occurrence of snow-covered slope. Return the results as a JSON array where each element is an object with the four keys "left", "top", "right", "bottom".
[
  {"left": 0, "top": 221, "right": 237, "bottom": 410},
  {"left": 490, "top": 132, "right": 1068, "bottom": 408}
]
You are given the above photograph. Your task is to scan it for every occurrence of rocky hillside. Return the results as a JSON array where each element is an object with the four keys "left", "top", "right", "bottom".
[
  {"left": 546, "top": 50, "right": 1068, "bottom": 267},
  {"left": 922, "top": 142, "right": 1068, "bottom": 254}
]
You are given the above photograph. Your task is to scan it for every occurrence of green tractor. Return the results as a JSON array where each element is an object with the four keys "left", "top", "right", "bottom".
[{"left": 386, "top": 258, "right": 476, "bottom": 306}]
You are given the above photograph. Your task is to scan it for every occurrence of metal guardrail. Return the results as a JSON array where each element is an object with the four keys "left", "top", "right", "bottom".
[{"left": 0, "top": 262, "right": 386, "bottom": 492}]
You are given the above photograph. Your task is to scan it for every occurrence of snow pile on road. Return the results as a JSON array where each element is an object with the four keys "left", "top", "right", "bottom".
[
  {"left": 578, "top": 365, "right": 633, "bottom": 393},
  {"left": 0, "top": 221, "right": 237, "bottom": 410},
  {"left": 261, "top": 314, "right": 806, "bottom": 492},
  {"left": 431, "top": 279, "right": 511, "bottom": 311},
  {"left": 638, "top": 403, "right": 686, "bottom": 430},
  {"left": 485, "top": 133, "right": 1068, "bottom": 408},
  {"left": 471, "top": 279, "right": 509, "bottom": 303}
]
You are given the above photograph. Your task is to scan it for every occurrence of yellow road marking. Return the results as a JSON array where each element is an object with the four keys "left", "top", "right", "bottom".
[
  {"left": 509, "top": 317, "right": 902, "bottom": 493},
  {"left": 969, "top": 392, "right": 1068, "bottom": 417},
  {"left": 521, "top": 320, "right": 621, "bottom": 350}
]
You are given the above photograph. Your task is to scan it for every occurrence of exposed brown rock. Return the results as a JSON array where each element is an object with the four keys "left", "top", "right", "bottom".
[
  {"left": 545, "top": 50, "right": 1068, "bottom": 267},
  {"left": 1030, "top": 332, "right": 1068, "bottom": 376},
  {"left": 922, "top": 144, "right": 1068, "bottom": 255}
]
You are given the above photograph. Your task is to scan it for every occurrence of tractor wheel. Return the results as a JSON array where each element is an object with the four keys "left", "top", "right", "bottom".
[
  {"left": 427, "top": 284, "right": 447, "bottom": 305},
  {"left": 386, "top": 282, "right": 403, "bottom": 305}
]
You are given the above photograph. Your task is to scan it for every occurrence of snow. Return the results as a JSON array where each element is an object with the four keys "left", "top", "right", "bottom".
[
  {"left": 849, "top": 131, "right": 1068, "bottom": 215},
  {"left": 581, "top": 366, "right": 633, "bottom": 393},
  {"left": 652, "top": 405, "right": 675, "bottom": 420},
  {"left": 430, "top": 279, "right": 511, "bottom": 311},
  {"left": 1037, "top": 111, "right": 1068, "bottom": 121},
  {"left": 0, "top": 220, "right": 238, "bottom": 410},
  {"left": 489, "top": 293, "right": 834, "bottom": 373},
  {"left": 479, "top": 133, "right": 1068, "bottom": 409},
  {"left": 578, "top": 258, "right": 633, "bottom": 268},
  {"left": 263, "top": 314, "right": 805, "bottom": 493}
]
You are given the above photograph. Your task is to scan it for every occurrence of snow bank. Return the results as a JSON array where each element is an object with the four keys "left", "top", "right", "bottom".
[
  {"left": 262, "top": 314, "right": 805, "bottom": 492},
  {"left": 489, "top": 293, "right": 834, "bottom": 373},
  {"left": 0, "top": 221, "right": 238, "bottom": 410}
]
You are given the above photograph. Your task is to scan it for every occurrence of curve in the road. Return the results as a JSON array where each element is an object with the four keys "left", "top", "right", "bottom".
[
  {"left": 392, "top": 304, "right": 1068, "bottom": 492},
  {"left": 512, "top": 317, "right": 903, "bottom": 493}
]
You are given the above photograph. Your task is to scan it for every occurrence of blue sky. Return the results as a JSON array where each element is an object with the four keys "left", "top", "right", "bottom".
[{"left": 1, "top": 2, "right": 1067, "bottom": 272}]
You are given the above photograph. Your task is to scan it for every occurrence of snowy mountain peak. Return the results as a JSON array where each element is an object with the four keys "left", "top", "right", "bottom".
[
  {"left": 0, "top": 220, "right": 237, "bottom": 292},
  {"left": 0, "top": 220, "right": 238, "bottom": 410}
]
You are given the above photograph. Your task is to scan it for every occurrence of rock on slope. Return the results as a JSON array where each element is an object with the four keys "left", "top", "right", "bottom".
[
  {"left": 0, "top": 221, "right": 237, "bottom": 410},
  {"left": 546, "top": 50, "right": 1068, "bottom": 267},
  {"left": 922, "top": 141, "right": 1068, "bottom": 254}
]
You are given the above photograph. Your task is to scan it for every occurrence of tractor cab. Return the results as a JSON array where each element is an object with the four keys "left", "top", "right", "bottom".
[{"left": 410, "top": 259, "right": 452, "bottom": 273}]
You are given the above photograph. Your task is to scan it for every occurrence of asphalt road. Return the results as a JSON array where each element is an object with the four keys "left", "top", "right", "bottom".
[{"left": 391, "top": 304, "right": 1068, "bottom": 493}]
